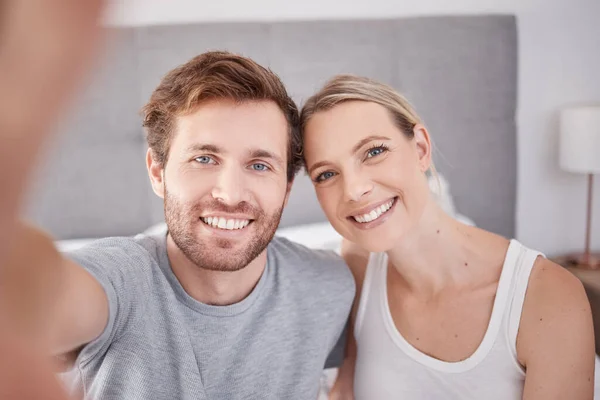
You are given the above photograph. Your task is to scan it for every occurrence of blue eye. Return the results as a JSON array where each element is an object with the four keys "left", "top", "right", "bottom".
[
  {"left": 366, "top": 146, "right": 386, "bottom": 158},
  {"left": 315, "top": 171, "right": 336, "bottom": 182},
  {"left": 251, "top": 163, "right": 269, "bottom": 171},
  {"left": 195, "top": 156, "right": 214, "bottom": 164}
]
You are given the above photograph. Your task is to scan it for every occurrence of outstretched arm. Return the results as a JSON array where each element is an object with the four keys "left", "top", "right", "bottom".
[
  {"left": 0, "top": 1, "right": 106, "bottom": 398},
  {"left": 0, "top": 0, "right": 105, "bottom": 264}
]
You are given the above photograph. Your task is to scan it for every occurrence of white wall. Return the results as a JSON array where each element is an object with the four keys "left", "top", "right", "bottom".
[{"left": 106, "top": 0, "right": 600, "bottom": 256}]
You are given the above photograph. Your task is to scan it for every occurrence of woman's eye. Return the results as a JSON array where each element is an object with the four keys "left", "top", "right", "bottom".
[
  {"left": 366, "top": 147, "right": 386, "bottom": 158},
  {"left": 194, "top": 156, "right": 214, "bottom": 164},
  {"left": 315, "top": 171, "right": 336, "bottom": 182},
  {"left": 251, "top": 163, "right": 269, "bottom": 171}
]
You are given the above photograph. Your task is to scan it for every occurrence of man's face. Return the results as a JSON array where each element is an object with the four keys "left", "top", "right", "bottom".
[{"left": 149, "top": 99, "right": 292, "bottom": 271}]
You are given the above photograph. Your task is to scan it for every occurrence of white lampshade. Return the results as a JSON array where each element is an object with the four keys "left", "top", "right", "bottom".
[{"left": 559, "top": 105, "right": 600, "bottom": 174}]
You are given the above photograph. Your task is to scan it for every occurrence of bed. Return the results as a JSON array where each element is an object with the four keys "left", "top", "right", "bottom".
[
  {"left": 27, "top": 15, "right": 518, "bottom": 245},
  {"left": 26, "top": 15, "right": 521, "bottom": 398}
]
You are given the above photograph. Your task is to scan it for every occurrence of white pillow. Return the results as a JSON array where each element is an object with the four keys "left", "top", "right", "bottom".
[
  {"left": 455, "top": 213, "right": 476, "bottom": 226},
  {"left": 140, "top": 221, "right": 344, "bottom": 252},
  {"left": 142, "top": 222, "right": 168, "bottom": 236},
  {"left": 276, "top": 222, "right": 343, "bottom": 253},
  {"left": 428, "top": 172, "right": 456, "bottom": 216},
  {"left": 56, "top": 238, "right": 96, "bottom": 252},
  {"left": 57, "top": 204, "right": 472, "bottom": 255},
  {"left": 428, "top": 172, "right": 475, "bottom": 226}
]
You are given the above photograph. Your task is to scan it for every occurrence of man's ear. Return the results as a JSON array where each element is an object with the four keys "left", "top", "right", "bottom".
[
  {"left": 146, "top": 148, "right": 165, "bottom": 199},
  {"left": 412, "top": 124, "right": 432, "bottom": 172}
]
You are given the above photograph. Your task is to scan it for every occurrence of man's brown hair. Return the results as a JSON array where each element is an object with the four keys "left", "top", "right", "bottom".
[{"left": 141, "top": 51, "right": 302, "bottom": 181}]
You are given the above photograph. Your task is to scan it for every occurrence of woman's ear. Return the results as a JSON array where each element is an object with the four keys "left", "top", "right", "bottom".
[{"left": 412, "top": 124, "right": 432, "bottom": 172}]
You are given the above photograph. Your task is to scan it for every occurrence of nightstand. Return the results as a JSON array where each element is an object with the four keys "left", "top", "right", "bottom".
[{"left": 552, "top": 256, "right": 600, "bottom": 355}]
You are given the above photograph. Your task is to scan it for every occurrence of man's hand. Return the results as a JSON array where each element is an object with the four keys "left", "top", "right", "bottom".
[
  {"left": 0, "top": 0, "right": 106, "bottom": 265},
  {"left": 0, "top": 1, "right": 107, "bottom": 398}
]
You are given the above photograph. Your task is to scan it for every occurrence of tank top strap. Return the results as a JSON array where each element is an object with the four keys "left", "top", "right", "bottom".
[{"left": 505, "top": 242, "right": 545, "bottom": 363}]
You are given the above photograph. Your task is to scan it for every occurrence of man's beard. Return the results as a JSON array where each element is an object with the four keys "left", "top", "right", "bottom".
[{"left": 164, "top": 189, "right": 284, "bottom": 272}]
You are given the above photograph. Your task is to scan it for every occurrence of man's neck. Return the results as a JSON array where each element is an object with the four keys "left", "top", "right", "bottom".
[{"left": 165, "top": 235, "right": 267, "bottom": 306}]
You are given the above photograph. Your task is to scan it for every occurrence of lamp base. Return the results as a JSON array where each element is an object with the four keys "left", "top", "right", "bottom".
[{"left": 553, "top": 252, "right": 600, "bottom": 270}]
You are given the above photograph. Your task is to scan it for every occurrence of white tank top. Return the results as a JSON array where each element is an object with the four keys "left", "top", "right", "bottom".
[{"left": 353, "top": 239, "right": 542, "bottom": 400}]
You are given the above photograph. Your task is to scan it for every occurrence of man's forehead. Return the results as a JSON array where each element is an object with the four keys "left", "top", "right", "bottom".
[
  {"left": 174, "top": 122, "right": 287, "bottom": 151},
  {"left": 173, "top": 104, "right": 288, "bottom": 157},
  {"left": 178, "top": 99, "right": 286, "bottom": 126}
]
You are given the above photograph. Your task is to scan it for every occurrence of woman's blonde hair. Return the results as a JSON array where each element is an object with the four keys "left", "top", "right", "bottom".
[
  {"left": 300, "top": 74, "right": 421, "bottom": 138},
  {"left": 300, "top": 74, "right": 439, "bottom": 190}
]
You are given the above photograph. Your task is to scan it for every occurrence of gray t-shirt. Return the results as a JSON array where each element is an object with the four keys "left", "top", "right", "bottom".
[{"left": 65, "top": 233, "right": 354, "bottom": 400}]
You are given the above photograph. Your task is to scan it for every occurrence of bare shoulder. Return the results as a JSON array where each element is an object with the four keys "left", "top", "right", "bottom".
[
  {"left": 527, "top": 257, "right": 590, "bottom": 315},
  {"left": 517, "top": 257, "right": 595, "bottom": 397},
  {"left": 517, "top": 256, "right": 593, "bottom": 365}
]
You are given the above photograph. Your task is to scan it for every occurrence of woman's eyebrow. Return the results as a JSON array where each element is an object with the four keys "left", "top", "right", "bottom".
[{"left": 351, "top": 135, "right": 391, "bottom": 154}]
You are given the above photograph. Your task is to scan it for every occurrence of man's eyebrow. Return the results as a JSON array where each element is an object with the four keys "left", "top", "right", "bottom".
[
  {"left": 248, "top": 149, "right": 284, "bottom": 167},
  {"left": 184, "top": 143, "right": 224, "bottom": 154}
]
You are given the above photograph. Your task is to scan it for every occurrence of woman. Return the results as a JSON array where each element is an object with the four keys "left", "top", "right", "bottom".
[{"left": 300, "top": 75, "right": 595, "bottom": 399}]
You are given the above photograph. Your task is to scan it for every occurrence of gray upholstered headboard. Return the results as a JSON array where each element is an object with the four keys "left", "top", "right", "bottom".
[{"left": 26, "top": 15, "right": 517, "bottom": 240}]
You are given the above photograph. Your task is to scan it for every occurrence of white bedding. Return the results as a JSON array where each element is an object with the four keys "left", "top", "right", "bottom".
[
  {"left": 57, "top": 172, "right": 475, "bottom": 253},
  {"left": 55, "top": 221, "right": 342, "bottom": 252},
  {"left": 57, "top": 202, "right": 477, "bottom": 253},
  {"left": 56, "top": 213, "right": 476, "bottom": 253}
]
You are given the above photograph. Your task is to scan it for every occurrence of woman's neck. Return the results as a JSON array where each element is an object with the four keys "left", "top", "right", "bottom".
[{"left": 386, "top": 202, "right": 503, "bottom": 298}]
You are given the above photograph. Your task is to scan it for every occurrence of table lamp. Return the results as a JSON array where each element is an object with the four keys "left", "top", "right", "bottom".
[{"left": 559, "top": 105, "right": 600, "bottom": 269}]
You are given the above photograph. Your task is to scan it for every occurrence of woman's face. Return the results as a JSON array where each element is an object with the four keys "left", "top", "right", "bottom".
[{"left": 303, "top": 101, "right": 433, "bottom": 252}]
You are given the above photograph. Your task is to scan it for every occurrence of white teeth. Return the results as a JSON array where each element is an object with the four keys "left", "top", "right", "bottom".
[
  {"left": 352, "top": 199, "right": 395, "bottom": 224},
  {"left": 201, "top": 217, "right": 251, "bottom": 230}
]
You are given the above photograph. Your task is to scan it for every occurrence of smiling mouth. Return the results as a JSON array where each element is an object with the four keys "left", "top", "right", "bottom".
[
  {"left": 351, "top": 197, "right": 397, "bottom": 223},
  {"left": 200, "top": 217, "right": 253, "bottom": 230}
]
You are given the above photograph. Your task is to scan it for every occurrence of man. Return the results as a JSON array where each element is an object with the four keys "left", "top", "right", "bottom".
[{"left": 6, "top": 51, "right": 355, "bottom": 399}]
